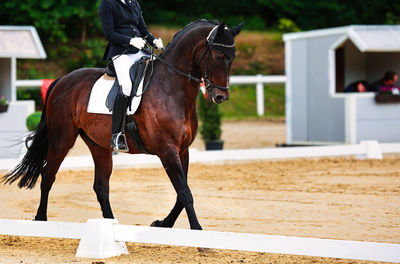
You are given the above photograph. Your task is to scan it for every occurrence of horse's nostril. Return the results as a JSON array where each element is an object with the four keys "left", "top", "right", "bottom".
[
  {"left": 215, "top": 95, "right": 226, "bottom": 104},
  {"left": 215, "top": 95, "right": 225, "bottom": 103}
]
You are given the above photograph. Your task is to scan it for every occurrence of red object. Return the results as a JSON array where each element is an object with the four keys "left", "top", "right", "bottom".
[
  {"left": 41, "top": 79, "right": 54, "bottom": 103},
  {"left": 200, "top": 78, "right": 207, "bottom": 99}
]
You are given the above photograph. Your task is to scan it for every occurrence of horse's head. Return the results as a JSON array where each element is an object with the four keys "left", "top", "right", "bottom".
[{"left": 198, "top": 21, "right": 244, "bottom": 104}]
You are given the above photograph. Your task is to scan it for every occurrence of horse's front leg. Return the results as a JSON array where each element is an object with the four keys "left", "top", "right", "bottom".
[
  {"left": 151, "top": 149, "right": 189, "bottom": 228},
  {"left": 156, "top": 149, "right": 202, "bottom": 230}
]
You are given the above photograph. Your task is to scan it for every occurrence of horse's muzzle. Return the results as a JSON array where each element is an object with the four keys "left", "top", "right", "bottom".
[{"left": 213, "top": 93, "right": 229, "bottom": 104}]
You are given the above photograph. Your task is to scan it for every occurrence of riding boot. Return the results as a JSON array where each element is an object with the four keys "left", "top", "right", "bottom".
[{"left": 111, "top": 87, "right": 130, "bottom": 152}]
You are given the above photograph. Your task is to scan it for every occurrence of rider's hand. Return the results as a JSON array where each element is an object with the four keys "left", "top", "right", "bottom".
[
  {"left": 129, "top": 37, "right": 146, "bottom": 50},
  {"left": 153, "top": 38, "right": 164, "bottom": 49}
]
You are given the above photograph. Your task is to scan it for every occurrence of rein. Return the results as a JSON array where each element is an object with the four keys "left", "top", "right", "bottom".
[
  {"left": 142, "top": 27, "right": 231, "bottom": 94},
  {"left": 143, "top": 46, "right": 201, "bottom": 83}
]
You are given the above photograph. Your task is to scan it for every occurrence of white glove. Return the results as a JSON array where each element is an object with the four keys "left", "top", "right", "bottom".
[
  {"left": 129, "top": 37, "right": 146, "bottom": 50},
  {"left": 153, "top": 38, "right": 164, "bottom": 49}
]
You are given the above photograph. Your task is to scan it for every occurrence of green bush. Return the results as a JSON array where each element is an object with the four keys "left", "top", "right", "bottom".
[
  {"left": 198, "top": 95, "right": 222, "bottom": 141},
  {"left": 17, "top": 88, "right": 43, "bottom": 110},
  {"left": 26, "top": 111, "right": 42, "bottom": 131},
  {"left": 277, "top": 18, "right": 301, "bottom": 33}
]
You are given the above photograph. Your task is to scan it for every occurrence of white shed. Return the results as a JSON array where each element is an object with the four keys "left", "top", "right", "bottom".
[
  {"left": 0, "top": 26, "right": 46, "bottom": 158},
  {"left": 283, "top": 25, "right": 400, "bottom": 145}
]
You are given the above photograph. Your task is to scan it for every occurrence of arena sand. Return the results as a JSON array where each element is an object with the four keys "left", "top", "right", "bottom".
[{"left": 0, "top": 155, "right": 399, "bottom": 263}]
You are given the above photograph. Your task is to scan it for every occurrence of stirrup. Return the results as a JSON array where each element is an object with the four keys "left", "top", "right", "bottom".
[{"left": 112, "top": 132, "right": 129, "bottom": 152}]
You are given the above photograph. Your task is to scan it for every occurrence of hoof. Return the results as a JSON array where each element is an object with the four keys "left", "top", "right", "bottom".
[
  {"left": 150, "top": 220, "right": 163, "bottom": 227},
  {"left": 197, "top": 247, "right": 213, "bottom": 253},
  {"left": 33, "top": 218, "right": 47, "bottom": 221},
  {"left": 34, "top": 216, "right": 47, "bottom": 221}
]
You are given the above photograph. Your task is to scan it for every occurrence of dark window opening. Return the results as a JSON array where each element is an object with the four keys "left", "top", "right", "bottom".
[{"left": 335, "top": 47, "right": 345, "bottom": 93}]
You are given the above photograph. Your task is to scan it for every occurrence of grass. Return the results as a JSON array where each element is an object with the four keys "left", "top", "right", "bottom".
[{"left": 219, "top": 85, "right": 285, "bottom": 119}]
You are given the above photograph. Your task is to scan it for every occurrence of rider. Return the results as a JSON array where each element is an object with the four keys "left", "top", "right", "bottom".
[{"left": 99, "top": 0, "right": 164, "bottom": 152}]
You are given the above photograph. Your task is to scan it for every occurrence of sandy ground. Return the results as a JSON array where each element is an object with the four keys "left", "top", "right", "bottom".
[
  {"left": 0, "top": 156, "right": 399, "bottom": 263},
  {"left": 0, "top": 121, "right": 399, "bottom": 263}
]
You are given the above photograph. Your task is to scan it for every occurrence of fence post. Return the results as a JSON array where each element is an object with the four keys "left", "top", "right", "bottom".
[{"left": 256, "top": 74, "right": 264, "bottom": 116}]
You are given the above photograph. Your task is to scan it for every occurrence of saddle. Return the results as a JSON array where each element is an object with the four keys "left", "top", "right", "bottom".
[
  {"left": 105, "top": 56, "right": 149, "bottom": 111},
  {"left": 105, "top": 57, "right": 151, "bottom": 154}
]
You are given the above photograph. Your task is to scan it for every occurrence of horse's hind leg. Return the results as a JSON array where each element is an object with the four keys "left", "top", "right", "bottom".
[
  {"left": 80, "top": 132, "right": 114, "bottom": 218},
  {"left": 151, "top": 149, "right": 189, "bottom": 228},
  {"left": 35, "top": 133, "right": 78, "bottom": 221}
]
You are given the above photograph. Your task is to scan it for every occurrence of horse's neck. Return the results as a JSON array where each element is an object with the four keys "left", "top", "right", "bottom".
[
  {"left": 158, "top": 42, "right": 202, "bottom": 104},
  {"left": 159, "top": 27, "right": 211, "bottom": 100}
]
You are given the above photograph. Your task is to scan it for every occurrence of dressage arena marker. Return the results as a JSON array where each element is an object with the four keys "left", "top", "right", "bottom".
[{"left": 0, "top": 218, "right": 399, "bottom": 262}]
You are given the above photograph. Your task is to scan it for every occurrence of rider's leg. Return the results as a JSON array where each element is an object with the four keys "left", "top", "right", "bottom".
[
  {"left": 111, "top": 52, "right": 146, "bottom": 152},
  {"left": 111, "top": 54, "right": 133, "bottom": 152},
  {"left": 110, "top": 86, "right": 129, "bottom": 152}
]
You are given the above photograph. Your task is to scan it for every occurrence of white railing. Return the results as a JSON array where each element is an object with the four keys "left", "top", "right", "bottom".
[
  {"left": 15, "top": 79, "right": 45, "bottom": 88},
  {"left": 230, "top": 75, "right": 286, "bottom": 116},
  {"left": 16, "top": 75, "right": 287, "bottom": 116},
  {"left": 0, "top": 218, "right": 399, "bottom": 261},
  {"left": 2, "top": 141, "right": 397, "bottom": 172}
]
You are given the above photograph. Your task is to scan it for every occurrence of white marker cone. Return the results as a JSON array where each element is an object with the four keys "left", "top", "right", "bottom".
[
  {"left": 76, "top": 218, "right": 128, "bottom": 259},
  {"left": 357, "top": 140, "right": 383, "bottom": 160}
]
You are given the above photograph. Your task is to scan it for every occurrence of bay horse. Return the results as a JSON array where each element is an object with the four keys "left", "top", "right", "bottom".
[{"left": 3, "top": 19, "right": 243, "bottom": 230}]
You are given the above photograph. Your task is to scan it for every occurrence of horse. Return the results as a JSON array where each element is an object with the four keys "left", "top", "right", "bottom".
[{"left": 2, "top": 19, "right": 243, "bottom": 230}]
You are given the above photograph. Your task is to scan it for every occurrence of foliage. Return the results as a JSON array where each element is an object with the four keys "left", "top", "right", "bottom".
[
  {"left": 277, "top": 18, "right": 300, "bottom": 32},
  {"left": 17, "top": 89, "right": 44, "bottom": 110},
  {"left": 1, "top": 0, "right": 400, "bottom": 45},
  {"left": 65, "top": 38, "right": 108, "bottom": 72},
  {"left": 198, "top": 95, "right": 222, "bottom": 141},
  {"left": 0, "top": 96, "right": 8, "bottom": 106},
  {"left": 26, "top": 112, "right": 42, "bottom": 131},
  {"left": 1, "top": 0, "right": 102, "bottom": 43}
]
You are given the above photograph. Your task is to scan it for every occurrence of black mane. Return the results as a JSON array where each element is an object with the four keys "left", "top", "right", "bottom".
[{"left": 161, "top": 19, "right": 220, "bottom": 56}]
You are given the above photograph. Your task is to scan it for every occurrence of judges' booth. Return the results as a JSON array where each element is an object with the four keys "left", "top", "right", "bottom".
[
  {"left": 0, "top": 26, "right": 46, "bottom": 158},
  {"left": 283, "top": 25, "right": 400, "bottom": 145}
]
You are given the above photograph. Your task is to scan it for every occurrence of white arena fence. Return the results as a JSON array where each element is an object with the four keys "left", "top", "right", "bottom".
[
  {"left": 16, "top": 75, "right": 286, "bottom": 117},
  {"left": 0, "top": 218, "right": 399, "bottom": 261},
  {"left": 0, "top": 140, "right": 398, "bottom": 171},
  {"left": 229, "top": 75, "right": 286, "bottom": 116}
]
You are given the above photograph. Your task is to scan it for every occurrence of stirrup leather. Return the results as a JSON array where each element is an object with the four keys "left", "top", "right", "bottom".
[{"left": 112, "top": 132, "right": 129, "bottom": 152}]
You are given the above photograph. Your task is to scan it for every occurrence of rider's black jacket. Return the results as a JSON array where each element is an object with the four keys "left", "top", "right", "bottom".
[{"left": 99, "top": 0, "right": 155, "bottom": 60}]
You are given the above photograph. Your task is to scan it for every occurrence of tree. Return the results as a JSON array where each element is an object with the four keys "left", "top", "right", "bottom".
[{"left": 1, "top": 0, "right": 102, "bottom": 43}]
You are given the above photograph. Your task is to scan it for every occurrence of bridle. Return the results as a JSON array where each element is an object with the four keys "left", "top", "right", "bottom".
[
  {"left": 197, "top": 25, "right": 234, "bottom": 92},
  {"left": 143, "top": 25, "right": 234, "bottom": 94}
]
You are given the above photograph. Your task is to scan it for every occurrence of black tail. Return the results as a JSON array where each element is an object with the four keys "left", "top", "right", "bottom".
[{"left": 2, "top": 78, "right": 60, "bottom": 189}]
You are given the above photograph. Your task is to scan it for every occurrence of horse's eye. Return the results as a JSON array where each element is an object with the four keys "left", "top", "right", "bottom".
[{"left": 214, "top": 54, "right": 224, "bottom": 61}]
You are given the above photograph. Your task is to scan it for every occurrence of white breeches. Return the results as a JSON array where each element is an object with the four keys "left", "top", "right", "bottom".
[{"left": 113, "top": 51, "right": 147, "bottom": 96}]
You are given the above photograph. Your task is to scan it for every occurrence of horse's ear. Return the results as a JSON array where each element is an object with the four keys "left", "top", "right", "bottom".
[
  {"left": 231, "top": 21, "right": 244, "bottom": 37},
  {"left": 216, "top": 22, "right": 226, "bottom": 39}
]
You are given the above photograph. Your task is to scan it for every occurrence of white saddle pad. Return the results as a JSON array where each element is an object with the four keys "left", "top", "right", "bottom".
[{"left": 87, "top": 74, "right": 143, "bottom": 115}]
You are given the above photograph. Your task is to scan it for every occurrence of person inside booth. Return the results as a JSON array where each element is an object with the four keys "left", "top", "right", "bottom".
[
  {"left": 344, "top": 80, "right": 369, "bottom": 93},
  {"left": 368, "top": 71, "right": 399, "bottom": 93}
]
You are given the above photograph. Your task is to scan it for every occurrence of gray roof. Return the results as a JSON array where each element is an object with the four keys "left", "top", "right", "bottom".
[
  {"left": 284, "top": 25, "right": 400, "bottom": 52},
  {"left": 349, "top": 26, "right": 400, "bottom": 52},
  {"left": 0, "top": 26, "right": 46, "bottom": 59}
]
